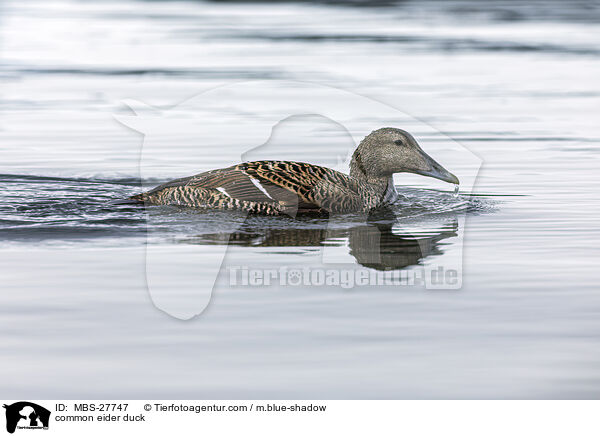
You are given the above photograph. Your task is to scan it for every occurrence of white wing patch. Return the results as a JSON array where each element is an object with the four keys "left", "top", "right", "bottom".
[
  {"left": 216, "top": 187, "right": 231, "bottom": 198},
  {"left": 248, "top": 176, "right": 274, "bottom": 200}
]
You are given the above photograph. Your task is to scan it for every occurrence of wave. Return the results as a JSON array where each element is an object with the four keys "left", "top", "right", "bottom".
[{"left": 0, "top": 174, "right": 492, "bottom": 245}]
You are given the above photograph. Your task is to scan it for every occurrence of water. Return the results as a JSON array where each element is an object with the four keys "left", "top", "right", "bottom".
[{"left": 1, "top": 0, "right": 600, "bottom": 398}]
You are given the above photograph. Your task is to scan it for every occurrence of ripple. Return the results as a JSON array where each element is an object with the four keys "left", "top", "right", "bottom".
[{"left": 0, "top": 175, "right": 493, "bottom": 244}]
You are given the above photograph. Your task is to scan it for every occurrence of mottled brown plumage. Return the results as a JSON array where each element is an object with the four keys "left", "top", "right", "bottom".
[{"left": 129, "top": 128, "right": 459, "bottom": 215}]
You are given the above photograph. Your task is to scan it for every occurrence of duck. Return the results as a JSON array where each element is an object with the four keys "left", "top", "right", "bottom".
[{"left": 129, "top": 127, "right": 459, "bottom": 215}]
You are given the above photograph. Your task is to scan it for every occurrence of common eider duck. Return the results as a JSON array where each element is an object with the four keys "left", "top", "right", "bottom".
[{"left": 129, "top": 128, "right": 459, "bottom": 215}]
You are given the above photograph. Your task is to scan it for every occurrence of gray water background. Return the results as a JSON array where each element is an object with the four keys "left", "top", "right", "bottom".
[{"left": 1, "top": 0, "right": 600, "bottom": 398}]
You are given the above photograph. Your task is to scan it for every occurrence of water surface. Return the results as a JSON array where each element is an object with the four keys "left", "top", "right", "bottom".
[{"left": 1, "top": 0, "right": 600, "bottom": 398}]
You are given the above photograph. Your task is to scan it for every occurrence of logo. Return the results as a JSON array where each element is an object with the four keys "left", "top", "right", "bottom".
[
  {"left": 117, "top": 80, "right": 482, "bottom": 319},
  {"left": 3, "top": 402, "right": 50, "bottom": 434}
]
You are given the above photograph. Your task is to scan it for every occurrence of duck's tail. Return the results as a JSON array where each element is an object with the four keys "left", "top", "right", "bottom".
[
  {"left": 129, "top": 193, "right": 147, "bottom": 203},
  {"left": 109, "top": 193, "right": 147, "bottom": 206}
]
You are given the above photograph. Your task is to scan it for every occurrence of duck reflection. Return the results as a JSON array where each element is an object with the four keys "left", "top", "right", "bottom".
[
  {"left": 184, "top": 209, "right": 459, "bottom": 271},
  {"left": 348, "top": 220, "right": 457, "bottom": 270}
]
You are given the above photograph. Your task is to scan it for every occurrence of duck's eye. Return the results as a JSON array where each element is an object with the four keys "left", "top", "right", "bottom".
[{"left": 394, "top": 140, "right": 405, "bottom": 146}]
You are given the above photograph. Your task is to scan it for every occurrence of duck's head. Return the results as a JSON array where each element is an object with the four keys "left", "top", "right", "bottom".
[{"left": 350, "top": 128, "right": 459, "bottom": 185}]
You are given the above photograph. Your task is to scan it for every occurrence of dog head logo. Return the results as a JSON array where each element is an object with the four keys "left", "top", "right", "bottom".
[{"left": 3, "top": 402, "right": 50, "bottom": 434}]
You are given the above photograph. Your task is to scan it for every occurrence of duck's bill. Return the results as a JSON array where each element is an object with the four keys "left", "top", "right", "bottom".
[{"left": 413, "top": 152, "right": 460, "bottom": 185}]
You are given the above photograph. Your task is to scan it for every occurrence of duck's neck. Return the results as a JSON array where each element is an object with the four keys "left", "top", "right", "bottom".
[{"left": 350, "top": 155, "right": 397, "bottom": 203}]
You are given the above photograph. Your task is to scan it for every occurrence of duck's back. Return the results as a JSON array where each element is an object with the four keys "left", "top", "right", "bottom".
[{"left": 130, "top": 160, "right": 367, "bottom": 215}]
